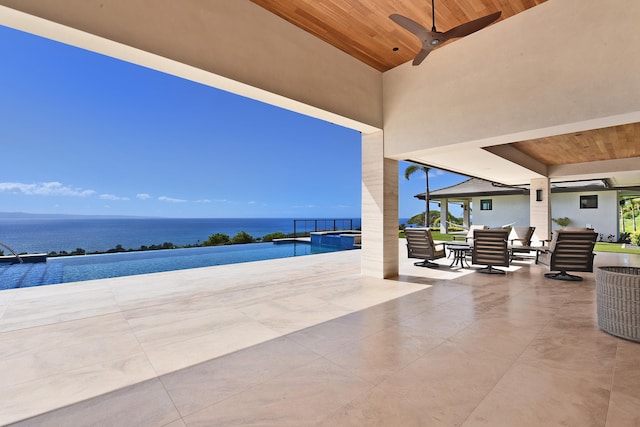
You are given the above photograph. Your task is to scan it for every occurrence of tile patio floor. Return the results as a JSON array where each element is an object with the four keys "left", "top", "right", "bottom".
[{"left": 1, "top": 242, "right": 639, "bottom": 426}]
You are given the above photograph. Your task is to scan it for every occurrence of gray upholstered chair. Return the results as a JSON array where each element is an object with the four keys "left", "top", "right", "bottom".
[
  {"left": 508, "top": 226, "right": 536, "bottom": 261},
  {"left": 471, "top": 229, "right": 510, "bottom": 274},
  {"left": 537, "top": 229, "right": 597, "bottom": 281},
  {"left": 405, "top": 228, "right": 446, "bottom": 268}
]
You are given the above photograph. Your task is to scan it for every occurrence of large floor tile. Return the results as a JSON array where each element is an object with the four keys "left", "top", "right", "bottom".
[
  {"left": 516, "top": 329, "right": 618, "bottom": 388},
  {"left": 323, "top": 322, "right": 446, "bottom": 385},
  {"left": 317, "top": 385, "right": 442, "bottom": 427},
  {"left": 447, "top": 317, "right": 543, "bottom": 360},
  {"left": 125, "top": 302, "right": 250, "bottom": 348},
  {"left": 379, "top": 341, "right": 515, "bottom": 426},
  {"left": 256, "top": 302, "right": 354, "bottom": 335},
  {"left": 182, "top": 358, "right": 373, "bottom": 426},
  {"left": 142, "top": 319, "right": 282, "bottom": 375},
  {"left": 0, "top": 353, "right": 157, "bottom": 426},
  {"left": 10, "top": 378, "right": 180, "bottom": 427},
  {"left": 285, "top": 315, "right": 382, "bottom": 357},
  {"left": 462, "top": 363, "right": 610, "bottom": 426},
  {"left": 0, "top": 312, "right": 143, "bottom": 387},
  {"left": 0, "top": 286, "right": 120, "bottom": 332},
  {"left": 161, "top": 336, "right": 321, "bottom": 416}
]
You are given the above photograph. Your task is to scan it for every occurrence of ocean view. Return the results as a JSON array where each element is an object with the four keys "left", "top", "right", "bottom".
[{"left": 0, "top": 217, "right": 366, "bottom": 254}]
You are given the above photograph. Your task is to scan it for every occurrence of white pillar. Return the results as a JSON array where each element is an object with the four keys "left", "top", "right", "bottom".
[
  {"left": 530, "top": 178, "right": 551, "bottom": 242},
  {"left": 463, "top": 201, "right": 470, "bottom": 228},
  {"left": 440, "top": 198, "right": 449, "bottom": 233},
  {"left": 362, "top": 131, "right": 399, "bottom": 278}
]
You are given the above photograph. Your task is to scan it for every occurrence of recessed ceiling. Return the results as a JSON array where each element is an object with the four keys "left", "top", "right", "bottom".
[
  {"left": 250, "top": 0, "right": 547, "bottom": 72},
  {"left": 510, "top": 123, "right": 640, "bottom": 166}
]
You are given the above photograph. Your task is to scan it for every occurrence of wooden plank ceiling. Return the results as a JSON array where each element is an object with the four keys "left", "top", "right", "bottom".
[
  {"left": 510, "top": 123, "right": 640, "bottom": 166},
  {"left": 250, "top": 0, "right": 547, "bottom": 72}
]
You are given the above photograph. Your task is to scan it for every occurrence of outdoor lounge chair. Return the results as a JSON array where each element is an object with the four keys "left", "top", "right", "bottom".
[
  {"left": 508, "top": 226, "right": 536, "bottom": 261},
  {"left": 537, "top": 229, "right": 597, "bottom": 281},
  {"left": 471, "top": 229, "right": 510, "bottom": 274},
  {"left": 452, "top": 225, "right": 488, "bottom": 243},
  {"left": 405, "top": 228, "right": 446, "bottom": 268}
]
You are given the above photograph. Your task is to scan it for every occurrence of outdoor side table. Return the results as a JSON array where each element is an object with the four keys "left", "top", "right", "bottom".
[{"left": 445, "top": 242, "right": 471, "bottom": 268}]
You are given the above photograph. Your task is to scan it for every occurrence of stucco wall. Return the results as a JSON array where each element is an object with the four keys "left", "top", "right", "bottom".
[
  {"left": 383, "top": 0, "right": 640, "bottom": 158},
  {"left": 471, "top": 195, "right": 529, "bottom": 229},
  {"left": 550, "top": 192, "right": 619, "bottom": 240},
  {"left": 471, "top": 191, "right": 620, "bottom": 241}
]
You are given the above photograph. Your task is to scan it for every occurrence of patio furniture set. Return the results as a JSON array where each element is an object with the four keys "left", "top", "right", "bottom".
[
  {"left": 406, "top": 226, "right": 598, "bottom": 278},
  {"left": 406, "top": 226, "right": 640, "bottom": 343}
]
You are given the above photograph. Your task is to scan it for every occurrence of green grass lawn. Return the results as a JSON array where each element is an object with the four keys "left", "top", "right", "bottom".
[
  {"left": 431, "top": 231, "right": 456, "bottom": 241},
  {"left": 594, "top": 242, "right": 640, "bottom": 254},
  {"left": 399, "top": 230, "right": 455, "bottom": 241}
]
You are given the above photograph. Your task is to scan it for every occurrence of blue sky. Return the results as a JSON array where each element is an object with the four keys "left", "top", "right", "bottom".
[{"left": 0, "top": 25, "right": 466, "bottom": 219}]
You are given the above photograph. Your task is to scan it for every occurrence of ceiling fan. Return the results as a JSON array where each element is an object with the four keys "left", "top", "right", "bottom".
[{"left": 390, "top": 0, "right": 501, "bottom": 65}]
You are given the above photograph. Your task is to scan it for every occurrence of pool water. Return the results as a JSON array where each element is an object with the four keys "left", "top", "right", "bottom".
[{"left": 0, "top": 242, "right": 348, "bottom": 290}]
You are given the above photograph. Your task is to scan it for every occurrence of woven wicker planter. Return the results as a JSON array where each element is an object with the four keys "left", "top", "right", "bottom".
[{"left": 596, "top": 266, "right": 640, "bottom": 342}]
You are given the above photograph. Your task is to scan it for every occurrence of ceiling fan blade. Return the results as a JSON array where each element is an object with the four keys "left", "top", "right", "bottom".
[
  {"left": 390, "top": 9, "right": 501, "bottom": 66},
  {"left": 390, "top": 13, "right": 439, "bottom": 65},
  {"left": 389, "top": 13, "right": 431, "bottom": 41},
  {"left": 443, "top": 11, "right": 501, "bottom": 40},
  {"left": 412, "top": 48, "right": 432, "bottom": 66}
]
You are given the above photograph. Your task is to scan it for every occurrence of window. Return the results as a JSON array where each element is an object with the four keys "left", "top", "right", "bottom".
[
  {"left": 580, "top": 195, "right": 598, "bottom": 209},
  {"left": 480, "top": 199, "right": 492, "bottom": 210}
]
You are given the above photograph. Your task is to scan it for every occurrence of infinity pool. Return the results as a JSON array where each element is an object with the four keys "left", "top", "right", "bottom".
[{"left": 0, "top": 242, "right": 349, "bottom": 290}]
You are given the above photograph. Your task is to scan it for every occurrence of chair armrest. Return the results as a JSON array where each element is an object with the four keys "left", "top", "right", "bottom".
[{"left": 535, "top": 247, "right": 550, "bottom": 264}]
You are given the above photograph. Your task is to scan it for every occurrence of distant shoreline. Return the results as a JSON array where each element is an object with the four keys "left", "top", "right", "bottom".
[
  {"left": 0, "top": 217, "right": 367, "bottom": 254},
  {"left": 42, "top": 231, "right": 302, "bottom": 258}
]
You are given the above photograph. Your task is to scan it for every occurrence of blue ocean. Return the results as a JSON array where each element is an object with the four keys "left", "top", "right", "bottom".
[{"left": 0, "top": 217, "right": 363, "bottom": 254}]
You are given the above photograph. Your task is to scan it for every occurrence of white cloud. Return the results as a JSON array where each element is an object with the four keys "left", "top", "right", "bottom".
[
  {"left": 0, "top": 181, "right": 95, "bottom": 197},
  {"left": 136, "top": 193, "right": 152, "bottom": 200},
  {"left": 158, "top": 196, "right": 187, "bottom": 203},
  {"left": 100, "top": 194, "right": 130, "bottom": 201},
  {"left": 248, "top": 201, "right": 257, "bottom": 205},
  {"left": 195, "top": 199, "right": 211, "bottom": 203}
]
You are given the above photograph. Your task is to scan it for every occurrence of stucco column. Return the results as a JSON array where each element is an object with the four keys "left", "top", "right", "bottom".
[
  {"left": 440, "top": 198, "right": 449, "bottom": 233},
  {"left": 462, "top": 201, "right": 470, "bottom": 228},
  {"left": 530, "top": 178, "right": 551, "bottom": 242},
  {"left": 362, "top": 131, "right": 399, "bottom": 278}
]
